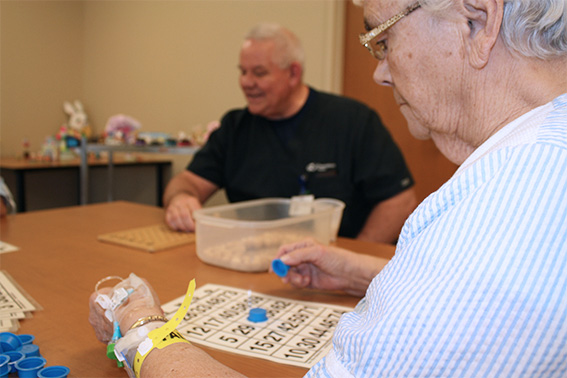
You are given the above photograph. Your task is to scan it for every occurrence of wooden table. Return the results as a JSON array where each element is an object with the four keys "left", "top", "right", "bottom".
[
  {"left": 0, "top": 202, "right": 395, "bottom": 377},
  {"left": 0, "top": 156, "right": 172, "bottom": 212}
]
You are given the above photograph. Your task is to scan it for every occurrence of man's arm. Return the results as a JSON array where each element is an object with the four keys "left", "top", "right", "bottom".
[
  {"left": 163, "top": 170, "right": 219, "bottom": 232},
  {"left": 357, "top": 188, "right": 418, "bottom": 244}
]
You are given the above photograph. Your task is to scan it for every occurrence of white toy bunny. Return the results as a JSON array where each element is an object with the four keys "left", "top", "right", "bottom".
[
  {"left": 63, "top": 100, "right": 91, "bottom": 139},
  {"left": 63, "top": 100, "right": 88, "bottom": 130}
]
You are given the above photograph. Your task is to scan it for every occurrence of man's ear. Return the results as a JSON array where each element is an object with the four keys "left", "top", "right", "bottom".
[
  {"left": 462, "top": 0, "right": 503, "bottom": 69},
  {"left": 288, "top": 62, "right": 303, "bottom": 83}
]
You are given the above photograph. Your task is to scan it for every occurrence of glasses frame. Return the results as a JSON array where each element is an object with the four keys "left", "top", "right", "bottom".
[{"left": 359, "top": 1, "right": 421, "bottom": 60}]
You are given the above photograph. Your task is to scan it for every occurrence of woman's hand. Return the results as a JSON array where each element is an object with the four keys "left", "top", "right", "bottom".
[
  {"left": 273, "top": 239, "right": 387, "bottom": 297},
  {"left": 88, "top": 275, "right": 164, "bottom": 343}
]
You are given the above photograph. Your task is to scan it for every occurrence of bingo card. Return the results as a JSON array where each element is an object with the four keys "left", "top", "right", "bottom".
[
  {"left": 161, "top": 283, "right": 353, "bottom": 368},
  {"left": 98, "top": 224, "right": 195, "bottom": 252}
]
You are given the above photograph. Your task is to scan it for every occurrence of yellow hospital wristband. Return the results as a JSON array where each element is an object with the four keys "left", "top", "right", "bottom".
[
  {"left": 132, "top": 329, "right": 189, "bottom": 376},
  {"left": 132, "top": 279, "right": 196, "bottom": 378}
]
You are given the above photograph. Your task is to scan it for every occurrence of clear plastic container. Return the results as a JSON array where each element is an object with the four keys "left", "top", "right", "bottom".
[{"left": 193, "top": 198, "right": 345, "bottom": 272}]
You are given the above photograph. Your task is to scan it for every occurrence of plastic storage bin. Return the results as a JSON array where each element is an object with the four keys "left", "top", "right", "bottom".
[{"left": 193, "top": 198, "right": 345, "bottom": 272}]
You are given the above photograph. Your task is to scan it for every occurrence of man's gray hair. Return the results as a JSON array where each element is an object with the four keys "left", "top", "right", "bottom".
[
  {"left": 245, "top": 23, "right": 306, "bottom": 69},
  {"left": 419, "top": 0, "right": 567, "bottom": 59}
]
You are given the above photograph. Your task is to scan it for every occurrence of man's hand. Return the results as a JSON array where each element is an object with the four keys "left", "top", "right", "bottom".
[
  {"left": 162, "top": 170, "right": 218, "bottom": 232},
  {"left": 164, "top": 193, "right": 203, "bottom": 232}
]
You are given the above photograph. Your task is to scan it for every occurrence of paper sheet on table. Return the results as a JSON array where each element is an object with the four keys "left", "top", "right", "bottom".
[
  {"left": 0, "top": 318, "right": 19, "bottom": 332},
  {"left": 0, "top": 270, "right": 40, "bottom": 315},
  {"left": 0, "top": 241, "right": 19, "bottom": 254}
]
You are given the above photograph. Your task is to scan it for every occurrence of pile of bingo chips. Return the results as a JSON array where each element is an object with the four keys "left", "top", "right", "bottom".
[{"left": 0, "top": 332, "right": 69, "bottom": 378}]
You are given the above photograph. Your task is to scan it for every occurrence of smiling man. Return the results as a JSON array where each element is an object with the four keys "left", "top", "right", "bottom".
[{"left": 163, "top": 23, "right": 417, "bottom": 244}]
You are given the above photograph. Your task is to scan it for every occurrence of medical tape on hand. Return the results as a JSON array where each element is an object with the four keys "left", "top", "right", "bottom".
[
  {"left": 96, "top": 287, "right": 135, "bottom": 322},
  {"left": 95, "top": 275, "right": 134, "bottom": 322},
  {"left": 132, "top": 279, "right": 195, "bottom": 378}
]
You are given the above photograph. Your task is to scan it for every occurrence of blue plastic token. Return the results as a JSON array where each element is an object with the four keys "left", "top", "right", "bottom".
[
  {"left": 0, "top": 332, "right": 22, "bottom": 352},
  {"left": 18, "top": 334, "right": 35, "bottom": 346},
  {"left": 20, "top": 344, "right": 40, "bottom": 358},
  {"left": 247, "top": 308, "right": 268, "bottom": 323},
  {"left": 4, "top": 351, "right": 24, "bottom": 373},
  {"left": 38, "top": 365, "right": 71, "bottom": 378},
  {"left": 271, "top": 259, "right": 289, "bottom": 277},
  {"left": 0, "top": 355, "right": 9, "bottom": 376},
  {"left": 15, "top": 356, "right": 46, "bottom": 378}
]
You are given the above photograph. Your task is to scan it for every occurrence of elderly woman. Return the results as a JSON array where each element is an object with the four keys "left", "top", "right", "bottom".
[{"left": 89, "top": 0, "right": 567, "bottom": 377}]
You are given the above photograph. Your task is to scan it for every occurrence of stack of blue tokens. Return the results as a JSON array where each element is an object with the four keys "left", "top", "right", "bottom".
[{"left": 0, "top": 332, "right": 70, "bottom": 378}]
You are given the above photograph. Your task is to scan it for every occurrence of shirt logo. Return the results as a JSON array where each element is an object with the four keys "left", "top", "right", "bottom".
[{"left": 305, "top": 162, "right": 337, "bottom": 173}]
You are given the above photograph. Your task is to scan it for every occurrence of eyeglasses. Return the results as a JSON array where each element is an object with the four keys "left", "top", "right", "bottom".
[{"left": 359, "top": 2, "right": 421, "bottom": 60}]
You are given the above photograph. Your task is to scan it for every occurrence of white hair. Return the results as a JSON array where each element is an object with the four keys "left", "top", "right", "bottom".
[
  {"left": 500, "top": 0, "right": 567, "bottom": 58},
  {"left": 244, "top": 23, "right": 306, "bottom": 69},
  {"left": 419, "top": 0, "right": 567, "bottom": 59}
]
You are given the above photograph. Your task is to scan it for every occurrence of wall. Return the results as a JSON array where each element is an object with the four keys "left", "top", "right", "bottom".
[
  {"left": 81, "top": 1, "right": 345, "bottom": 137},
  {"left": 1, "top": 1, "right": 84, "bottom": 158},
  {"left": 1, "top": 0, "right": 346, "bottom": 180}
]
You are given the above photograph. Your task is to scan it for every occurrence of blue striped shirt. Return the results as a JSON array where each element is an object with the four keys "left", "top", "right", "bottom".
[{"left": 306, "top": 93, "right": 567, "bottom": 378}]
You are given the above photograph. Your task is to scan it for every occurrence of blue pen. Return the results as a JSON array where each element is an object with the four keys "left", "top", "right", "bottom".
[{"left": 298, "top": 174, "right": 310, "bottom": 195}]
